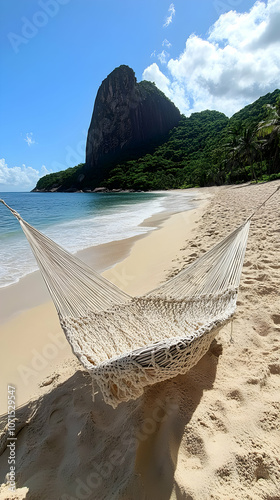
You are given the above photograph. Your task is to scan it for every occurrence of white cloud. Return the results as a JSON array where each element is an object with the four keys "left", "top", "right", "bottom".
[
  {"left": 142, "top": 64, "right": 190, "bottom": 112},
  {"left": 163, "top": 3, "right": 175, "bottom": 28},
  {"left": 162, "top": 38, "right": 172, "bottom": 48},
  {"left": 151, "top": 40, "right": 172, "bottom": 65},
  {"left": 24, "top": 132, "right": 35, "bottom": 147},
  {"left": 0, "top": 159, "right": 51, "bottom": 192},
  {"left": 143, "top": 63, "right": 171, "bottom": 97},
  {"left": 144, "top": 0, "right": 280, "bottom": 116},
  {"left": 157, "top": 50, "right": 169, "bottom": 65},
  {"left": 41, "top": 165, "right": 52, "bottom": 176}
]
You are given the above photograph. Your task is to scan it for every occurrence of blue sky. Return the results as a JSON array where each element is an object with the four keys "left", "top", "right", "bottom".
[{"left": 0, "top": 0, "right": 279, "bottom": 191}]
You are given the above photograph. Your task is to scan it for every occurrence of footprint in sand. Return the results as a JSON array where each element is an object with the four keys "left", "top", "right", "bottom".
[
  {"left": 215, "top": 464, "right": 232, "bottom": 480},
  {"left": 246, "top": 377, "right": 259, "bottom": 385},
  {"left": 182, "top": 428, "right": 207, "bottom": 465},
  {"left": 254, "top": 274, "right": 269, "bottom": 282},
  {"left": 257, "top": 285, "right": 278, "bottom": 296},
  {"left": 259, "top": 403, "right": 280, "bottom": 431},
  {"left": 49, "top": 408, "right": 65, "bottom": 425},
  {"left": 268, "top": 363, "right": 280, "bottom": 375},
  {"left": 243, "top": 261, "right": 252, "bottom": 267},
  {"left": 234, "top": 452, "right": 271, "bottom": 484},
  {"left": 261, "top": 258, "right": 273, "bottom": 264},
  {"left": 244, "top": 279, "right": 255, "bottom": 285},
  {"left": 271, "top": 314, "right": 280, "bottom": 325},
  {"left": 254, "top": 320, "right": 270, "bottom": 337},
  {"left": 208, "top": 412, "right": 227, "bottom": 432},
  {"left": 227, "top": 389, "right": 244, "bottom": 403}
]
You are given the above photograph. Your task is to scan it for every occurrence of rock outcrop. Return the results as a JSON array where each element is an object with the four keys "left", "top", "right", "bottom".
[{"left": 85, "top": 65, "right": 181, "bottom": 182}]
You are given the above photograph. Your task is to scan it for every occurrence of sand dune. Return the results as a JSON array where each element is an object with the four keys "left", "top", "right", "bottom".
[{"left": 0, "top": 181, "right": 279, "bottom": 500}]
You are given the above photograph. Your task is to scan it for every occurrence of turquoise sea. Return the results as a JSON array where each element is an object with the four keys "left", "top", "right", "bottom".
[{"left": 0, "top": 191, "right": 197, "bottom": 288}]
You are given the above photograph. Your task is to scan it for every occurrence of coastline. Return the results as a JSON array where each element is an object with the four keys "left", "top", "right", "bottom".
[{"left": 0, "top": 188, "right": 211, "bottom": 413}]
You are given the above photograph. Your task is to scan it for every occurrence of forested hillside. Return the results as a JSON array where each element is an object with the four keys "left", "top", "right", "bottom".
[{"left": 34, "top": 89, "right": 280, "bottom": 192}]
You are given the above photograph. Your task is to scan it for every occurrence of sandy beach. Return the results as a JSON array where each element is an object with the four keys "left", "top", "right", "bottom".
[
  {"left": 0, "top": 181, "right": 279, "bottom": 500},
  {"left": 0, "top": 190, "right": 208, "bottom": 414}
]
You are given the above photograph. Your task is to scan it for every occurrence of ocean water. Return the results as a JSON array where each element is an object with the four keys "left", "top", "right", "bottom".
[{"left": 0, "top": 191, "right": 197, "bottom": 288}]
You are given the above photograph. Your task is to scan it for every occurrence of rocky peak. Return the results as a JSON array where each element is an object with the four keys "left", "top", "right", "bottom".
[{"left": 85, "top": 65, "right": 181, "bottom": 183}]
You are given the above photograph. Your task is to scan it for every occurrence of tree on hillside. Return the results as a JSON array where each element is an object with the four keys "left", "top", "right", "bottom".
[
  {"left": 224, "top": 125, "right": 248, "bottom": 183},
  {"left": 257, "top": 99, "right": 280, "bottom": 173},
  {"left": 258, "top": 100, "right": 280, "bottom": 136},
  {"left": 236, "top": 127, "right": 260, "bottom": 181}
]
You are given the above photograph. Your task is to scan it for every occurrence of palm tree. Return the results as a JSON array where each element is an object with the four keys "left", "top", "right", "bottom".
[
  {"left": 257, "top": 99, "right": 280, "bottom": 174},
  {"left": 236, "top": 127, "right": 260, "bottom": 181},
  {"left": 258, "top": 100, "right": 280, "bottom": 137},
  {"left": 224, "top": 125, "right": 243, "bottom": 182}
]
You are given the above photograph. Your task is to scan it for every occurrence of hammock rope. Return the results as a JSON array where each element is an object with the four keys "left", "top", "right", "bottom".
[{"left": 0, "top": 186, "right": 278, "bottom": 408}]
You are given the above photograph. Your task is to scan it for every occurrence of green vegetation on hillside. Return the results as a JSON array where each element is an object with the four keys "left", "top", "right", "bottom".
[
  {"left": 35, "top": 164, "right": 85, "bottom": 191},
  {"left": 104, "top": 90, "right": 280, "bottom": 190},
  {"left": 33, "top": 90, "right": 280, "bottom": 192},
  {"left": 104, "top": 110, "right": 229, "bottom": 190}
]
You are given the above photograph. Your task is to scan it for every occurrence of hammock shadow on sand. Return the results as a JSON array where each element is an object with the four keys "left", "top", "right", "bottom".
[
  {"left": 0, "top": 341, "right": 221, "bottom": 499},
  {"left": 0, "top": 198, "right": 251, "bottom": 409}
]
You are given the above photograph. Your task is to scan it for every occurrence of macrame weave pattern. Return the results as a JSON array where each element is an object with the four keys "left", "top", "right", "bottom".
[{"left": 0, "top": 198, "right": 251, "bottom": 408}]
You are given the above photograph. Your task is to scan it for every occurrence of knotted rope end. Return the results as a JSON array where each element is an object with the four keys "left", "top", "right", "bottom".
[{"left": 0, "top": 199, "right": 22, "bottom": 221}]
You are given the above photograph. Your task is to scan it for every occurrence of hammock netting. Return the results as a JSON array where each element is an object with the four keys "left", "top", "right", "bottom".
[{"left": 1, "top": 199, "right": 250, "bottom": 408}]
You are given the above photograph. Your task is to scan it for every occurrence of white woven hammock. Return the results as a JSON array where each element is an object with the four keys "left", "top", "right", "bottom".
[{"left": 0, "top": 197, "right": 258, "bottom": 408}]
